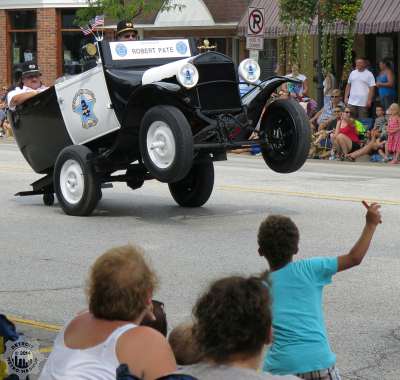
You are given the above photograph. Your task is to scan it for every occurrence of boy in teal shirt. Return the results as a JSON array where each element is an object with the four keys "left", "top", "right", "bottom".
[{"left": 258, "top": 202, "right": 382, "bottom": 380}]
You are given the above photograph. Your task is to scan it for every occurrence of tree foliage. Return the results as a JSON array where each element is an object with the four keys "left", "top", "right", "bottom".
[
  {"left": 75, "top": 0, "right": 183, "bottom": 26},
  {"left": 278, "top": 0, "right": 362, "bottom": 73}
]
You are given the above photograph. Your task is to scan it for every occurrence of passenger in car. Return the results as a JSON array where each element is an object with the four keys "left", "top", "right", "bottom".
[
  {"left": 7, "top": 62, "right": 48, "bottom": 111},
  {"left": 117, "top": 20, "right": 139, "bottom": 41}
]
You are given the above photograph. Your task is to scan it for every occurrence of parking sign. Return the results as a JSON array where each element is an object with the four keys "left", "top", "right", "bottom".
[{"left": 247, "top": 7, "right": 265, "bottom": 36}]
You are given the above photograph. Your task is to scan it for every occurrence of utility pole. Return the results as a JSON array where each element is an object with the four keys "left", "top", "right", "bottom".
[{"left": 316, "top": 0, "right": 324, "bottom": 108}]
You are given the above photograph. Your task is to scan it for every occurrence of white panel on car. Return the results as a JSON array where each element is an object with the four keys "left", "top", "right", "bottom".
[{"left": 55, "top": 65, "right": 120, "bottom": 145}]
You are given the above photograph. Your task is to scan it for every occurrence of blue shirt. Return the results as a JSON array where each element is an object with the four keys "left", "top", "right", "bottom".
[
  {"left": 263, "top": 257, "right": 338, "bottom": 375},
  {"left": 376, "top": 73, "right": 396, "bottom": 98}
]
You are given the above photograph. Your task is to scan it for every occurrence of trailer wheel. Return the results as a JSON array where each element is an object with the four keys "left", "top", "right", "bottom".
[
  {"left": 168, "top": 162, "right": 214, "bottom": 207},
  {"left": 140, "top": 105, "right": 193, "bottom": 183},
  {"left": 54, "top": 145, "right": 101, "bottom": 216},
  {"left": 43, "top": 193, "right": 54, "bottom": 206},
  {"left": 260, "top": 99, "right": 310, "bottom": 173}
]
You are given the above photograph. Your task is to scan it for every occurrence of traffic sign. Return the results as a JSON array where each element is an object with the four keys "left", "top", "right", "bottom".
[
  {"left": 246, "top": 36, "right": 264, "bottom": 51},
  {"left": 247, "top": 7, "right": 265, "bottom": 36}
]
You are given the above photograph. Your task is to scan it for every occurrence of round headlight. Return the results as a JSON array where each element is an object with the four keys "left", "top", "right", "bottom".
[
  {"left": 176, "top": 63, "right": 199, "bottom": 89},
  {"left": 238, "top": 59, "right": 261, "bottom": 84}
]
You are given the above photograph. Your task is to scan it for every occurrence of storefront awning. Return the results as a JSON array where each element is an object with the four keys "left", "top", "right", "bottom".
[{"left": 238, "top": 0, "right": 400, "bottom": 37}]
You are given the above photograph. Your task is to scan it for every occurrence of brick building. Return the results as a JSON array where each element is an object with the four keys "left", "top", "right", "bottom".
[{"left": 0, "top": 0, "right": 248, "bottom": 88}]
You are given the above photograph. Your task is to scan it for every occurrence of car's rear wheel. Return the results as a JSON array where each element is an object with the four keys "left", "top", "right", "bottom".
[
  {"left": 168, "top": 162, "right": 214, "bottom": 207},
  {"left": 54, "top": 145, "right": 101, "bottom": 216},
  {"left": 260, "top": 99, "right": 310, "bottom": 173},
  {"left": 140, "top": 105, "right": 193, "bottom": 183}
]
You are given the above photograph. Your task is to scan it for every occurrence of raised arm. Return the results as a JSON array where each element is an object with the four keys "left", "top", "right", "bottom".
[{"left": 337, "top": 202, "right": 382, "bottom": 272}]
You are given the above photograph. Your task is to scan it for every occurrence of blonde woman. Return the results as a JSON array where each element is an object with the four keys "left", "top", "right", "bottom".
[{"left": 39, "top": 245, "right": 176, "bottom": 380}]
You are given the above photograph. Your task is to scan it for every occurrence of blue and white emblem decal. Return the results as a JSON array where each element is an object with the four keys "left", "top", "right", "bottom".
[
  {"left": 115, "top": 43, "right": 128, "bottom": 57},
  {"left": 72, "top": 89, "right": 98, "bottom": 129},
  {"left": 176, "top": 41, "right": 188, "bottom": 55}
]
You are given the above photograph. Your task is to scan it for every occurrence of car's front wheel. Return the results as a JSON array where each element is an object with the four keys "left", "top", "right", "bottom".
[
  {"left": 260, "top": 99, "right": 310, "bottom": 173},
  {"left": 168, "top": 162, "right": 214, "bottom": 207},
  {"left": 140, "top": 105, "right": 193, "bottom": 183},
  {"left": 54, "top": 145, "right": 101, "bottom": 216}
]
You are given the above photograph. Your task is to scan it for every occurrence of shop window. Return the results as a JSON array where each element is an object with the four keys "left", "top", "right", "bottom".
[
  {"left": 60, "top": 9, "right": 86, "bottom": 75},
  {"left": 9, "top": 11, "right": 37, "bottom": 83}
]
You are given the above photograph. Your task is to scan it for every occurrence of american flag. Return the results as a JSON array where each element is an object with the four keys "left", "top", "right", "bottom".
[
  {"left": 92, "top": 15, "right": 104, "bottom": 28},
  {"left": 80, "top": 25, "right": 93, "bottom": 35}
]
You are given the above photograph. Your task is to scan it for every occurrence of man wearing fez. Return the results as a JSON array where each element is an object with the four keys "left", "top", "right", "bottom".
[
  {"left": 7, "top": 62, "right": 48, "bottom": 111},
  {"left": 116, "top": 20, "right": 139, "bottom": 41}
]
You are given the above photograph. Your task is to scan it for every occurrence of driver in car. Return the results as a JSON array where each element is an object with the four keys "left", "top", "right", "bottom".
[
  {"left": 7, "top": 62, "right": 48, "bottom": 111},
  {"left": 116, "top": 20, "right": 138, "bottom": 41}
]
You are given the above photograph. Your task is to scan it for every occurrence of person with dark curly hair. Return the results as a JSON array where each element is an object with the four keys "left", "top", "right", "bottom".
[
  {"left": 258, "top": 203, "right": 382, "bottom": 380},
  {"left": 177, "top": 275, "right": 298, "bottom": 379},
  {"left": 39, "top": 244, "right": 176, "bottom": 380}
]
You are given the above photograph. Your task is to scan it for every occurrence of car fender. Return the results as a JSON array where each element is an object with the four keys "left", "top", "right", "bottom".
[
  {"left": 242, "top": 76, "right": 302, "bottom": 128},
  {"left": 122, "top": 82, "right": 186, "bottom": 129}
]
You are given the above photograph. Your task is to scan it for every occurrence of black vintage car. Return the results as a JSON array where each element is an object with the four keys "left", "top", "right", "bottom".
[{"left": 9, "top": 39, "right": 310, "bottom": 216}]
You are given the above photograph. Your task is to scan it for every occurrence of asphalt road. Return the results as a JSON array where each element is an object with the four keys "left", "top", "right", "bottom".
[{"left": 0, "top": 141, "right": 399, "bottom": 380}]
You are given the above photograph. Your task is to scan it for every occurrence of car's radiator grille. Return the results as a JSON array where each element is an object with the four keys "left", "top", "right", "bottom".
[{"left": 195, "top": 63, "right": 242, "bottom": 112}]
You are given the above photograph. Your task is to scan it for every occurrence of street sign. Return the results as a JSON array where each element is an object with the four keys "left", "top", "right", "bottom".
[
  {"left": 246, "top": 36, "right": 264, "bottom": 51},
  {"left": 247, "top": 7, "right": 265, "bottom": 36}
]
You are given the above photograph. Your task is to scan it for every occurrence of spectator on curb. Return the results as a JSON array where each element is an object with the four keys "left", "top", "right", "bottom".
[
  {"left": 284, "top": 64, "right": 309, "bottom": 98},
  {"left": 383, "top": 103, "right": 400, "bottom": 164},
  {"left": 39, "top": 245, "right": 176, "bottom": 380},
  {"left": 323, "top": 69, "right": 336, "bottom": 105},
  {"left": 178, "top": 276, "right": 299, "bottom": 380},
  {"left": 308, "top": 106, "right": 343, "bottom": 159},
  {"left": 344, "top": 57, "right": 375, "bottom": 119},
  {"left": 376, "top": 59, "right": 396, "bottom": 111},
  {"left": 168, "top": 323, "right": 202, "bottom": 366},
  {"left": 258, "top": 202, "right": 382, "bottom": 379},
  {"left": 7, "top": 62, "right": 48, "bottom": 111},
  {"left": 310, "top": 89, "right": 344, "bottom": 130},
  {"left": 331, "top": 107, "right": 360, "bottom": 158},
  {"left": 347, "top": 106, "right": 387, "bottom": 162}
]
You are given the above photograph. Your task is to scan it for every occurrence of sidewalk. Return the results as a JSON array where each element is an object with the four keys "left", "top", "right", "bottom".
[{"left": 0, "top": 136, "right": 15, "bottom": 144}]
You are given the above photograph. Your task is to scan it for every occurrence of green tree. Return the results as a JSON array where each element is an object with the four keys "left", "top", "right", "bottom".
[
  {"left": 75, "top": 0, "right": 183, "bottom": 26},
  {"left": 279, "top": 0, "right": 362, "bottom": 73}
]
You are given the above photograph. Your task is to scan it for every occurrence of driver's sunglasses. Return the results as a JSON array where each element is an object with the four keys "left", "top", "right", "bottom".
[
  {"left": 121, "top": 33, "right": 137, "bottom": 39},
  {"left": 24, "top": 74, "right": 40, "bottom": 80}
]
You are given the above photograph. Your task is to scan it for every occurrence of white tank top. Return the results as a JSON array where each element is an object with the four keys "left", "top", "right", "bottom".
[{"left": 39, "top": 321, "right": 137, "bottom": 380}]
